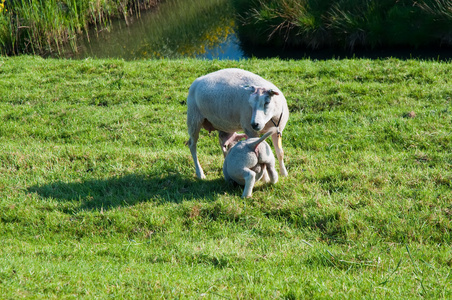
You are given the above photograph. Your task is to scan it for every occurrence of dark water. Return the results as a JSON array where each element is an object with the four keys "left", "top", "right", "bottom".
[
  {"left": 67, "top": 0, "right": 245, "bottom": 60},
  {"left": 241, "top": 43, "right": 452, "bottom": 61}
]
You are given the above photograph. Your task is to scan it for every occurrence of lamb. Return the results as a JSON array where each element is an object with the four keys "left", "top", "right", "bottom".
[
  {"left": 223, "top": 129, "right": 278, "bottom": 198},
  {"left": 186, "top": 68, "right": 289, "bottom": 179}
]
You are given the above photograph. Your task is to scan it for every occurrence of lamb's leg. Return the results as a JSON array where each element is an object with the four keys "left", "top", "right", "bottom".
[
  {"left": 241, "top": 169, "right": 256, "bottom": 198},
  {"left": 266, "top": 162, "right": 279, "bottom": 184},
  {"left": 271, "top": 132, "right": 288, "bottom": 177},
  {"left": 261, "top": 167, "right": 270, "bottom": 183},
  {"left": 254, "top": 164, "right": 266, "bottom": 182}
]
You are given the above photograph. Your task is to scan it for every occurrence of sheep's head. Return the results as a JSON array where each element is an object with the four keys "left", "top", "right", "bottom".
[{"left": 244, "top": 86, "right": 280, "bottom": 131}]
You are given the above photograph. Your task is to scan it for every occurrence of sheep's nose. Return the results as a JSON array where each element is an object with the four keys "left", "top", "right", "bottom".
[{"left": 251, "top": 122, "right": 260, "bottom": 130}]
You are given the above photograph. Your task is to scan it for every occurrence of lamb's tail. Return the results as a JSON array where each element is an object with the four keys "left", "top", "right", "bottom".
[{"left": 248, "top": 128, "right": 277, "bottom": 150}]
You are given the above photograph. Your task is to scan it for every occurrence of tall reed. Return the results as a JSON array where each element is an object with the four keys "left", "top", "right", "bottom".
[
  {"left": 232, "top": 0, "right": 452, "bottom": 50},
  {"left": 0, "top": 0, "right": 160, "bottom": 56}
]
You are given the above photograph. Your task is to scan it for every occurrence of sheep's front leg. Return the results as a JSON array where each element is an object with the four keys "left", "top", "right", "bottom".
[{"left": 271, "top": 132, "right": 288, "bottom": 177}]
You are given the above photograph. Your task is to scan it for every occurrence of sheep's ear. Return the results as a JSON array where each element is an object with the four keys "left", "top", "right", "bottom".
[
  {"left": 267, "top": 89, "right": 279, "bottom": 96},
  {"left": 243, "top": 85, "right": 256, "bottom": 93}
]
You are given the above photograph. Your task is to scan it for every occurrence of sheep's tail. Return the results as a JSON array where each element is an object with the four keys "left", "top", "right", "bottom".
[{"left": 249, "top": 128, "right": 277, "bottom": 150}]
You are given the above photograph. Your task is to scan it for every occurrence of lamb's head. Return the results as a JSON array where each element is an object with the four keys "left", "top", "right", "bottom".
[{"left": 244, "top": 86, "right": 280, "bottom": 132}]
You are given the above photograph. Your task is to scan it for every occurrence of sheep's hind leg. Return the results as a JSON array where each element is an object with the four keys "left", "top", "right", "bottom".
[
  {"left": 219, "top": 131, "right": 247, "bottom": 157},
  {"left": 187, "top": 114, "right": 206, "bottom": 179}
]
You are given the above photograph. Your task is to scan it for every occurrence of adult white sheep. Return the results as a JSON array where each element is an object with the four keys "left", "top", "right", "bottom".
[{"left": 186, "top": 68, "right": 289, "bottom": 179}]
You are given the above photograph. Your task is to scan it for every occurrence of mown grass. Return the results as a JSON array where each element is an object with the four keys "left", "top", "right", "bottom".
[
  {"left": 1, "top": 56, "right": 452, "bottom": 298},
  {"left": 232, "top": 0, "right": 452, "bottom": 50}
]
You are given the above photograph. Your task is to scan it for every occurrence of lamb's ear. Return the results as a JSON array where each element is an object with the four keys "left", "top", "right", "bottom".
[
  {"left": 242, "top": 85, "right": 256, "bottom": 93},
  {"left": 267, "top": 89, "right": 280, "bottom": 96}
]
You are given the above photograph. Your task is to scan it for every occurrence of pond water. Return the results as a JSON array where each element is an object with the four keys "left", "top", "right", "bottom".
[
  {"left": 68, "top": 0, "right": 246, "bottom": 60},
  {"left": 65, "top": 0, "right": 452, "bottom": 61}
]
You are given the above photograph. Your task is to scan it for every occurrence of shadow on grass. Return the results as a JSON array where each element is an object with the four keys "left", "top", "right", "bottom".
[{"left": 27, "top": 173, "right": 228, "bottom": 212}]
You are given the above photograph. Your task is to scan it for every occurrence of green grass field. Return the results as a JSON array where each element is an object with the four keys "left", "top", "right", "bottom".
[{"left": 1, "top": 56, "right": 451, "bottom": 298}]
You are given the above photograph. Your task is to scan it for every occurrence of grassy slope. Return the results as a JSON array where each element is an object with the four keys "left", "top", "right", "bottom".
[{"left": 0, "top": 56, "right": 451, "bottom": 299}]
